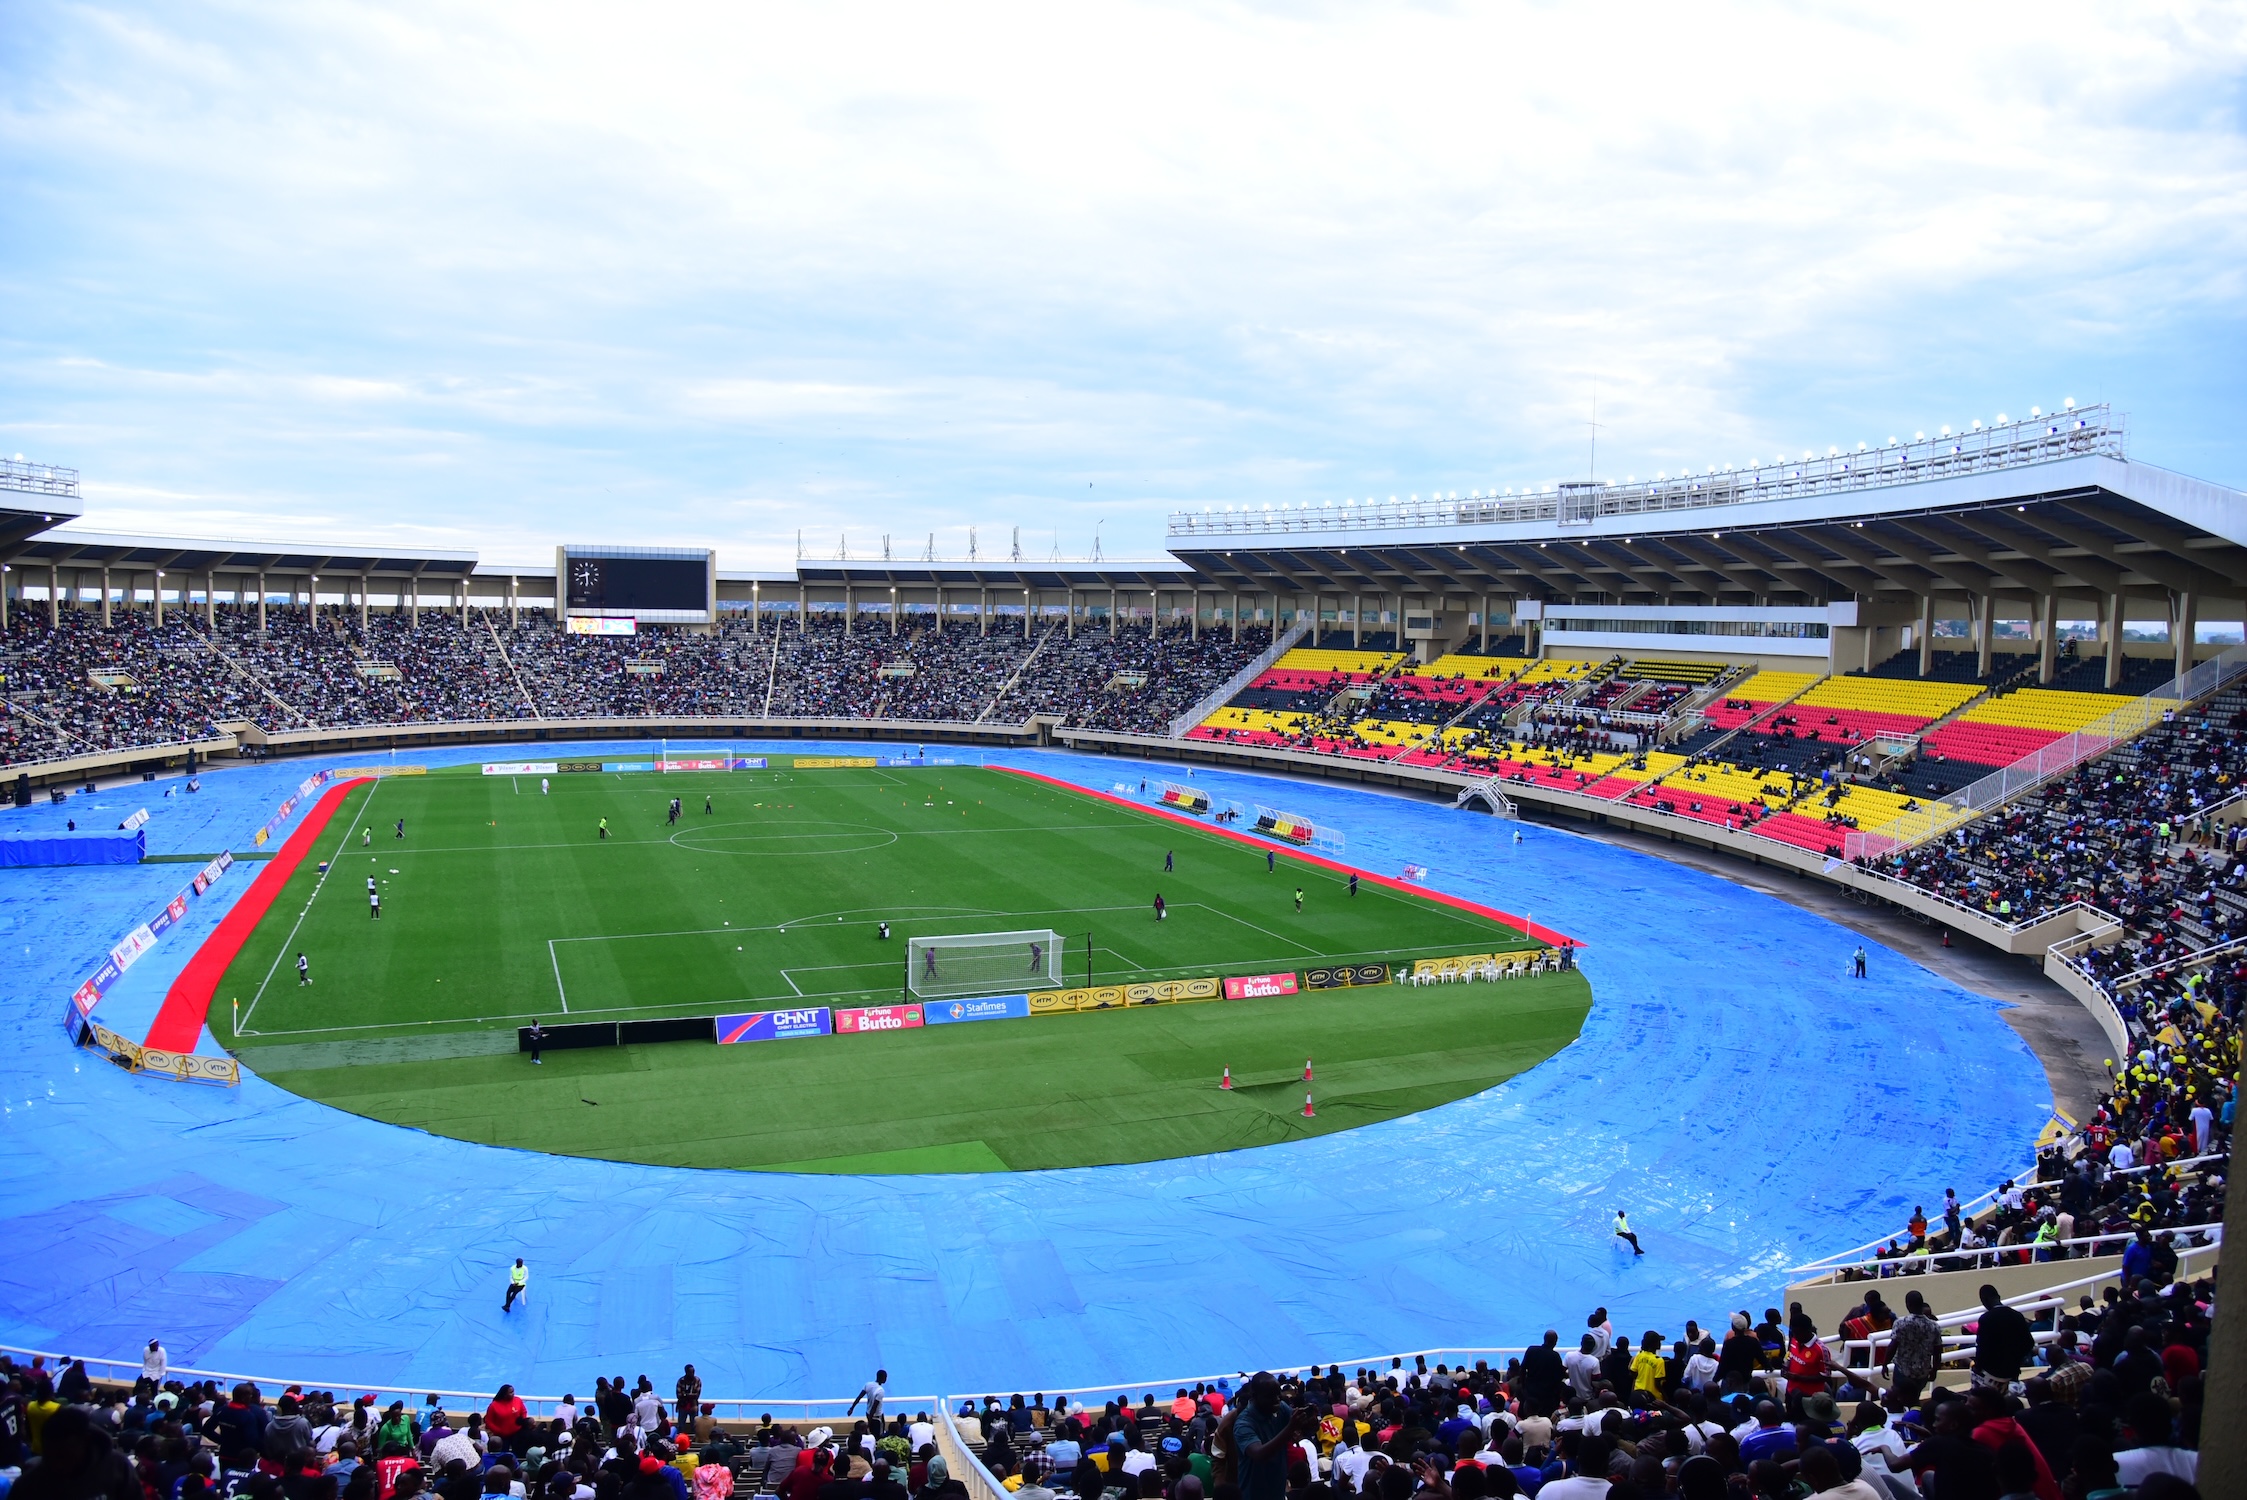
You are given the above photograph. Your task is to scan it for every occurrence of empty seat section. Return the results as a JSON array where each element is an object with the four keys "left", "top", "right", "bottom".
[{"left": 1702, "top": 670, "right": 1820, "bottom": 730}]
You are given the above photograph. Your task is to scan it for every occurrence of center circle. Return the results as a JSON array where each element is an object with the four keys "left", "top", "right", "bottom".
[{"left": 670, "top": 820, "right": 900, "bottom": 856}]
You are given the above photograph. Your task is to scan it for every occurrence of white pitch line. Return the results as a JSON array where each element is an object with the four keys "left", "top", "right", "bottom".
[
  {"left": 548, "top": 938, "right": 569, "bottom": 1014},
  {"left": 238, "top": 779, "right": 382, "bottom": 1035}
]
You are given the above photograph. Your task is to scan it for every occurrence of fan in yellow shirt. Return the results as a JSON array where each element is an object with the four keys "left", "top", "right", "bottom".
[{"left": 1629, "top": 1332, "right": 1667, "bottom": 1400}]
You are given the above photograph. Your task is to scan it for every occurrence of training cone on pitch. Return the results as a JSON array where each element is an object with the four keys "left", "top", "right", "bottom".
[
  {"left": 1304, "top": 1057, "right": 1313, "bottom": 1082},
  {"left": 1220, "top": 1067, "right": 1233, "bottom": 1091},
  {"left": 1302, "top": 1091, "right": 1316, "bottom": 1118}
]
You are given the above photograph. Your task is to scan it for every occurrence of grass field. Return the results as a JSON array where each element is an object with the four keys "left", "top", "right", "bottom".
[{"left": 223, "top": 763, "right": 1590, "bottom": 1171}]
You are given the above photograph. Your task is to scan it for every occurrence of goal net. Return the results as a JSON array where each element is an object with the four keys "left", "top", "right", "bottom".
[{"left": 907, "top": 929, "right": 1067, "bottom": 999}]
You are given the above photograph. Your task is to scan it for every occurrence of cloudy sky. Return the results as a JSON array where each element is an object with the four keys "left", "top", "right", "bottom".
[{"left": 4, "top": 2, "right": 2244, "bottom": 568}]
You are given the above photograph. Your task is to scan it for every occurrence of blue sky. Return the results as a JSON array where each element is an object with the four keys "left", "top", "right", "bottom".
[{"left": 4, "top": 2, "right": 2244, "bottom": 568}]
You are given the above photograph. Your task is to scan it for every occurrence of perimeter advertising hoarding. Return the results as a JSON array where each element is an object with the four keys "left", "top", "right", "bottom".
[
  {"left": 1302, "top": 962, "right": 1390, "bottom": 989},
  {"left": 924, "top": 994, "right": 1032, "bottom": 1025},
  {"left": 834, "top": 1004, "right": 924, "bottom": 1033},
  {"left": 714, "top": 1008, "right": 833, "bottom": 1043},
  {"left": 1222, "top": 972, "right": 1299, "bottom": 1000},
  {"left": 482, "top": 762, "right": 560, "bottom": 776}
]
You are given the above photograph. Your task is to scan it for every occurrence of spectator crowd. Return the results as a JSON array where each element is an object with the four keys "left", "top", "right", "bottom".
[{"left": 0, "top": 610, "right": 1264, "bottom": 768}]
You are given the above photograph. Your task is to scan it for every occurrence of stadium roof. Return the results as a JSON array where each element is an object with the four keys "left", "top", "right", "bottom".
[
  {"left": 1165, "top": 407, "right": 2247, "bottom": 605},
  {"left": 0, "top": 456, "right": 83, "bottom": 557},
  {"left": 791, "top": 559, "right": 1197, "bottom": 590},
  {"left": 9, "top": 529, "right": 479, "bottom": 580}
]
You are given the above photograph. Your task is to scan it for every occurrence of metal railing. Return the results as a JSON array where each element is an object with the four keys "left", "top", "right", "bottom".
[
  {"left": 1843, "top": 642, "right": 2247, "bottom": 860},
  {"left": 1167, "top": 407, "right": 2121, "bottom": 540},
  {"left": 0, "top": 455, "right": 82, "bottom": 501},
  {"left": 1165, "top": 620, "right": 1309, "bottom": 737}
]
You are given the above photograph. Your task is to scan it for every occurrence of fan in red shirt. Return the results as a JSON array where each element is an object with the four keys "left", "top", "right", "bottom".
[{"left": 484, "top": 1384, "right": 530, "bottom": 1457}]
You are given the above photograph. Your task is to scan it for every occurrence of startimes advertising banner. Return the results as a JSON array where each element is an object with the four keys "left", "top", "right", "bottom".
[{"left": 922, "top": 994, "right": 1032, "bottom": 1025}]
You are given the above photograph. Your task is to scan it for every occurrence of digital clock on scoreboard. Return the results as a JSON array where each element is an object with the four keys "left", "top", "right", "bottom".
[{"left": 557, "top": 545, "right": 715, "bottom": 625}]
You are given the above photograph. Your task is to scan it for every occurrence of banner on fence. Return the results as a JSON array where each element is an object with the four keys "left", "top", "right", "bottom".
[
  {"left": 793, "top": 757, "right": 879, "bottom": 769},
  {"left": 483, "top": 762, "right": 559, "bottom": 776},
  {"left": 834, "top": 1003, "right": 924, "bottom": 1034},
  {"left": 1222, "top": 971, "right": 1300, "bottom": 1000},
  {"left": 714, "top": 1008, "right": 834, "bottom": 1043},
  {"left": 1303, "top": 961, "right": 1390, "bottom": 989},
  {"left": 925, "top": 993, "right": 1034, "bottom": 1024}
]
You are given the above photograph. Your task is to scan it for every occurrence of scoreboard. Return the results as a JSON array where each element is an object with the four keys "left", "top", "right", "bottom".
[{"left": 558, "top": 545, "right": 714, "bottom": 625}]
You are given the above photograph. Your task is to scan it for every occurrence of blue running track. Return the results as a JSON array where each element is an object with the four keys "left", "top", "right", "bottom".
[{"left": 0, "top": 740, "right": 2049, "bottom": 1398}]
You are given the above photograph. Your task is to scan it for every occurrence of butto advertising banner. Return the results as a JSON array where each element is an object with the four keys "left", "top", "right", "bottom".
[
  {"left": 1222, "top": 971, "right": 1300, "bottom": 1000},
  {"left": 924, "top": 994, "right": 1032, "bottom": 1025},
  {"left": 834, "top": 1004, "right": 924, "bottom": 1033},
  {"left": 714, "top": 1008, "right": 833, "bottom": 1044}
]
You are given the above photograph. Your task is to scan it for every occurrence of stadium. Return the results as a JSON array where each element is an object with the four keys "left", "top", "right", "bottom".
[{"left": 0, "top": 399, "right": 2236, "bottom": 1488}]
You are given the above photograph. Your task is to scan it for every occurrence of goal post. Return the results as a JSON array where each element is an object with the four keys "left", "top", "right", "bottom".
[{"left": 906, "top": 929, "right": 1067, "bottom": 999}]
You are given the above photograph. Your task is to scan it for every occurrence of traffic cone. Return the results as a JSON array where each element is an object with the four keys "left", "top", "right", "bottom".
[
  {"left": 1302, "top": 1092, "right": 1316, "bottom": 1118},
  {"left": 1304, "top": 1057, "right": 1314, "bottom": 1082},
  {"left": 1220, "top": 1067, "right": 1233, "bottom": 1091}
]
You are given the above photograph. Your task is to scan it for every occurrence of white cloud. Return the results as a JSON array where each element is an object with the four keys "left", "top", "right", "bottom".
[{"left": 2, "top": 0, "right": 2244, "bottom": 566}]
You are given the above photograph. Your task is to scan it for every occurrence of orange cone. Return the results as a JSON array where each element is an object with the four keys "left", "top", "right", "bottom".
[
  {"left": 1304, "top": 1057, "right": 1313, "bottom": 1082},
  {"left": 1220, "top": 1067, "right": 1233, "bottom": 1091},
  {"left": 1302, "top": 1092, "right": 1316, "bottom": 1118}
]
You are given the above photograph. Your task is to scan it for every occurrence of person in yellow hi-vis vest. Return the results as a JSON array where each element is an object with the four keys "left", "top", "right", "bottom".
[{"left": 504, "top": 1257, "right": 528, "bottom": 1312}]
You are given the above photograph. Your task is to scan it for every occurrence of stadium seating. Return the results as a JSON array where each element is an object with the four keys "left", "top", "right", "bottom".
[
  {"left": 1698, "top": 669, "right": 1821, "bottom": 731},
  {"left": 0, "top": 610, "right": 1272, "bottom": 768},
  {"left": 1916, "top": 686, "right": 2142, "bottom": 771}
]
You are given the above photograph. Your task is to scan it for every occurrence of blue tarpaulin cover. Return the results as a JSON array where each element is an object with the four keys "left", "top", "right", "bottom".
[
  {"left": 0, "top": 826, "right": 144, "bottom": 867},
  {"left": 0, "top": 741, "right": 2051, "bottom": 1400}
]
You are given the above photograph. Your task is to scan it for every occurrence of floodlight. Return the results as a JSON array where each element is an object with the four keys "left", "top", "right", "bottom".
[
  {"left": 1940, "top": 426, "right": 1951, "bottom": 437},
  {"left": 1914, "top": 431, "right": 1925, "bottom": 441},
  {"left": 2030, "top": 406, "right": 2042, "bottom": 417},
  {"left": 2063, "top": 397, "right": 2075, "bottom": 409},
  {"left": 1995, "top": 413, "right": 2009, "bottom": 423}
]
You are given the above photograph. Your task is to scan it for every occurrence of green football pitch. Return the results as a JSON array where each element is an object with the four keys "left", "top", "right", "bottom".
[{"left": 223, "top": 764, "right": 1590, "bottom": 1171}]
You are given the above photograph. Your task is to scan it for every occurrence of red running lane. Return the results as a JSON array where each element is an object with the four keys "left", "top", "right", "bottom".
[
  {"left": 145, "top": 777, "right": 373, "bottom": 1052},
  {"left": 993, "top": 765, "right": 1580, "bottom": 948}
]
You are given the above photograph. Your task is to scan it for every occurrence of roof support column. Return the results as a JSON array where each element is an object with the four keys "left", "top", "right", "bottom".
[
  {"left": 508, "top": 574, "right": 519, "bottom": 629},
  {"left": 257, "top": 573, "right": 268, "bottom": 632},
  {"left": 890, "top": 586, "right": 899, "bottom": 637},
  {"left": 843, "top": 584, "right": 853, "bottom": 637},
  {"left": 1917, "top": 594, "right": 1933, "bottom": 677},
  {"left": 750, "top": 580, "right": 760, "bottom": 635},
  {"left": 2037, "top": 593, "right": 2056, "bottom": 684},
  {"left": 798, "top": 583, "right": 806, "bottom": 631},
  {"left": 1066, "top": 589, "right": 1075, "bottom": 639},
  {"left": 1024, "top": 587, "right": 1032, "bottom": 639},
  {"left": 1190, "top": 589, "right": 1199, "bottom": 642},
  {"left": 1109, "top": 587, "right": 1117, "bottom": 636},
  {"left": 2174, "top": 590, "right": 2198, "bottom": 684},
  {"left": 360, "top": 573, "right": 371, "bottom": 631},
  {"left": 100, "top": 566, "right": 112, "bottom": 627},
  {"left": 1974, "top": 594, "right": 1993, "bottom": 679},
  {"left": 1353, "top": 593, "right": 1362, "bottom": 649},
  {"left": 2104, "top": 591, "right": 2124, "bottom": 691},
  {"left": 49, "top": 562, "right": 59, "bottom": 628},
  {"left": 979, "top": 587, "right": 988, "bottom": 638},
  {"left": 1479, "top": 594, "right": 1489, "bottom": 654},
  {"left": 1230, "top": 592, "right": 1239, "bottom": 643},
  {"left": 409, "top": 576, "right": 420, "bottom": 629}
]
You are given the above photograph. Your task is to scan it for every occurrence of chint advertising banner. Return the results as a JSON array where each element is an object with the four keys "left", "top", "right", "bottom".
[
  {"left": 714, "top": 1008, "right": 833, "bottom": 1044},
  {"left": 1222, "top": 971, "right": 1299, "bottom": 1000},
  {"left": 834, "top": 1004, "right": 924, "bottom": 1034}
]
